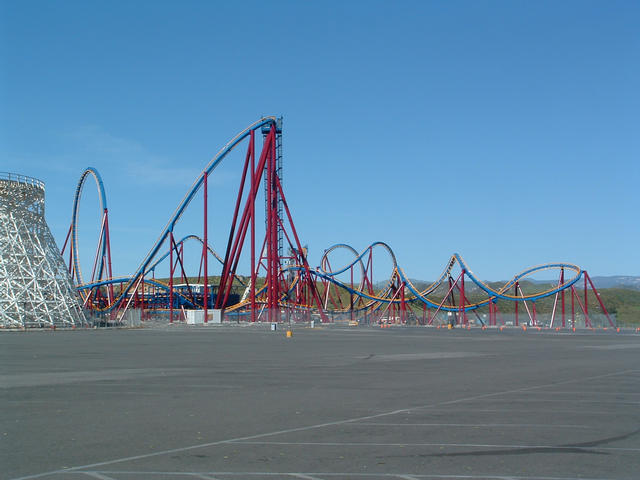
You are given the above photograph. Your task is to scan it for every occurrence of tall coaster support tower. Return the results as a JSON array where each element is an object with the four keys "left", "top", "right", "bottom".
[
  {"left": 262, "top": 117, "right": 283, "bottom": 260},
  {"left": 0, "top": 173, "right": 86, "bottom": 328}
]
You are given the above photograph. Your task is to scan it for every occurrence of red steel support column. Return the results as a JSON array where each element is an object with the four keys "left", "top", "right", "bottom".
[
  {"left": 217, "top": 130, "right": 265, "bottom": 311},
  {"left": 586, "top": 272, "right": 615, "bottom": 327},
  {"left": 104, "top": 212, "right": 114, "bottom": 303},
  {"left": 532, "top": 301, "right": 537, "bottom": 326},
  {"left": 350, "top": 266, "right": 354, "bottom": 322},
  {"left": 493, "top": 300, "right": 497, "bottom": 326},
  {"left": 433, "top": 272, "right": 462, "bottom": 326},
  {"left": 61, "top": 224, "right": 73, "bottom": 273},
  {"left": 460, "top": 270, "right": 467, "bottom": 325},
  {"left": 133, "top": 283, "right": 138, "bottom": 310},
  {"left": 584, "top": 271, "right": 589, "bottom": 324},
  {"left": 489, "top": 299, "right": 493, "bottom": 326},
  {"left": 273, "top": 175, "right": 328, "bottom": 323},
  {"left": 178, "top": 244, "right": 184, "bottom": 283},
  {"left": 400, "top": 289, "right": 405, "bottom": 324},
  {"left": 401, "top": 282, "right": 406, "bottom": 324},
  {"left": 448, "top": 276, "right": 456, "bottom": 325},
  {"left": 561, "top": 268, "right": 565, "bottom": 328},
  {"left": 267, "top": 130, "right": 278, "bottom": 323},
  {"left": 369, "top": 246, "right": 373, "bottom": 294},
  {"left": 392, "top": 297, "right": 396, "bottom": 324},
  {"left": 571, "top": 285, "right": 575, "bottom": 328},
  {"left": 514, "top": 282, "right": 519, "bottom": 326},
  {"left": 203, "top": 172, "right": 208, "bottom": 323},
  {"left": 272, "top": 133, "right": 279, "bottom": 322},
  {"left": 250, "top": 131, "right": 256, "bottom": 323},
  {"left": 493, "top": 299, "right": 497, "bottom": 326},
  {"left": 169, "top": 232, "right": 174, "bottom": 323},
  {"left": 272, "top": 133, "right": 277, "bottom": 323}
]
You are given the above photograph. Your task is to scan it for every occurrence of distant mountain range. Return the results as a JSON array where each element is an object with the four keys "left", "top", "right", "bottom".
[
  {"left": 524, "top": 276, "right": 640, "bottom": 290},
  {"left": 587, "top": 276, "right": 640, "bottom": 290}
]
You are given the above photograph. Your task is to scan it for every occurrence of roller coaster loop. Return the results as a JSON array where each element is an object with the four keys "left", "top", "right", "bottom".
[
  {"left": 66, "top": 117, "right": 615, "bottom": 329},
  {"left": 61, "top": 167, "right": 114, "bottom": 308}
]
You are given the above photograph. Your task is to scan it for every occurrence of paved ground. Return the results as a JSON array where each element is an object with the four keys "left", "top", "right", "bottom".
[{"left": 1, "top": 325, "right": 639, "bottom": 480}]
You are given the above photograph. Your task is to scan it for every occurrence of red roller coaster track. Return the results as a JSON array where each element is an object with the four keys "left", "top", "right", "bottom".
[{"left": 66, "top": 117, "right": 616, "bottom": 330}]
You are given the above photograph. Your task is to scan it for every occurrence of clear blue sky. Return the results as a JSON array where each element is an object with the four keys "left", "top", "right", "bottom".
[{"left": 1, "top": 0, "right": 638, "bottom": 281}]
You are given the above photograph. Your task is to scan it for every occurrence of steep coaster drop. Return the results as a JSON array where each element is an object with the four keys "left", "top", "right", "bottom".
[{"left": 63, "top": 117, "right": 615, "bottom": 329}]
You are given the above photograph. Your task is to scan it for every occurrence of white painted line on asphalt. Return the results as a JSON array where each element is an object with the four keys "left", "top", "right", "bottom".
[
  {"left": 0, "top": 368, "right": 190, "bottom": 388},
  {"left": 80, "top": 473, "right": 119, "bottom": 480},
  {"left": 187, "top": 474, "right": 223, "bottom": 480},
  {"left": 70, "top": 471, "right": 631, "bottom": 480},
  {"left": 492, "top": 390, "right": 640, "bottom": 397},
  {"left": 452, "top": 398, "right": 640, "bottom": 406},
  {"left": 362, "top": 352, "right": 487, "bottom": 362},
  {"left": 354, "top": 423, "right": 592, "bottom": 429},
  {"left": 406, "top": 408, "right": 628, "bottom": 415},
  {"left": 582, "top": 344, "right": 640, "bottom": 350},
  {"left": 87, "top": 383, "right": 242, "bottom": 388},
  {"left": 9, "top": 368, "right": 638, "bottom": 480},
  {"left": 290, "top": 474, "right": 325, "bottom": 480},
  {"left": 410, "top": 370, "right": 640, "bottom": 411},
  {"left": 231, "top": 440, "right": 640, "bottom": 453}
]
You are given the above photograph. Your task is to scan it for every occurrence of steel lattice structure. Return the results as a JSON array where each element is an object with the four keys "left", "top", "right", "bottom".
[
  {"left": 66, "top": 117, "right": 615, "bottom": 329},
  {"left": 0, "top": 173, "right": 86, "bottom": 328}
]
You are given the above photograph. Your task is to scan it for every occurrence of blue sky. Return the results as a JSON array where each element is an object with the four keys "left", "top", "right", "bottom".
[{"left": 1, "top": 0, "right": 638, "bottom": 281}]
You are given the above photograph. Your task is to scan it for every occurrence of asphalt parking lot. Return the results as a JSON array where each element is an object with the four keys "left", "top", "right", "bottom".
[{"left": 2, "top": 325, "right": 639, "bottom": 480}]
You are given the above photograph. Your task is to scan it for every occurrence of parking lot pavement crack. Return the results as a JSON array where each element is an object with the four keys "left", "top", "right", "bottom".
[
  {"left": 410, "top": 445, "right": 610, "bottom": 457},
  {"left": 563, "top": 427, "right": 640, "bottom": 448}
]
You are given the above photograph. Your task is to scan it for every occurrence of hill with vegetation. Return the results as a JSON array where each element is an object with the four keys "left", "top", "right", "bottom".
[{"left": 149, "top": 274, "right": 640, "bottom": 325}]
